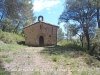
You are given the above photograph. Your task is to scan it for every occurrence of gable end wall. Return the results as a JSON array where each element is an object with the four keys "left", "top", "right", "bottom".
[{"left": 24, "top": 22, "right": 58, "bottom": 46}]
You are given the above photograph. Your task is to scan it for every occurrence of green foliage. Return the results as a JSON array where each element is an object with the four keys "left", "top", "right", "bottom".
[
  {"left": 90, "top": 28, "right": 100, "bottom": 59},
  {"left": 0, "top": 0, "right": 36, "bottom": 33},
  {"left": 0, "top": 43, "right": 27, "bottom": 52},
  {"left": 0, "top": 30, "right": 24, "bottom": 44},
  {"left": 0, "top": 17, "right": 14, "bottom": 32},
  {"left": 32, "top": 71, "right": 40, "bottom": 75},
  {"left": 59, "top": 42, "right": 69, "bottom": 46},
  {"left": 0, "top": 68, "right": 10, "bottom": 75},
  {"left": 5, "top": 58, "right": 13, "bottom": 63},
  {"left": 2, "top": 55, "right": 8, "bottom": 58},
  {"left": 52, "top": 55, "right": 59, "bottom": 62},
  {"left": 0, "top": 58, "right": 2, "bottom": 63},
  {"left": 64, "top": 23, "right": 79, "bottom": 41},
  {"left": 84, "top": 55, "right": 100, "bottom": 67},
  {"left": 59, "top": 41, "right": 82, "bottom": 49},
  {"left": 57, "top": 28, "right": 64, "bottom": 42},
  {"left": 41, "top": 43, "right": 100, "bottom": 75},
  {"left": 81, "top": 71, "right": 88, "bottom": 75},
  {"left": 13, "top": 51, "right": 18, "bottom": 55},
  {"left": 0, "top": 58, "right": 10, "bottom": 75},
  {"left": 59, "top": 0, "right": 97, "bottom": 50},
  {"left": 72, "top": 70, "right": 80, "bottom": 75}
]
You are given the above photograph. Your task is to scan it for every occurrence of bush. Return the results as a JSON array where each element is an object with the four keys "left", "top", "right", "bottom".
[
  {"left": 52, "top": 55, "right": 59, "bottom": 62},
  {"left": 5, "top": 58, "right": 13, "bottom": 63},
  {"left": 0, "top": 31, "right": 25, "bottom": 44},
  {"left": 90, "top": 29, "right": 100, "bottom": 60},
  {"left": 59, "top": 41, "right": 82, "bottom": 50},
  {"left": 84, "top": 55, "right": 100, "bottom": 67},
  {"left": 2, "top": 55, "right": 8, "bottom": 58}
]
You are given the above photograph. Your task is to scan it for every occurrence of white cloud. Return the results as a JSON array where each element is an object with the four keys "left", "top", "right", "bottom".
[
  {"left": 33, "top": 0, "right": 60, "bottom": 12},
  {"left": 60, "top": 22, "right": 67, "bottom": 26},
  {"left": 48, "top": 11, "right": 56, "bottom": 14}
]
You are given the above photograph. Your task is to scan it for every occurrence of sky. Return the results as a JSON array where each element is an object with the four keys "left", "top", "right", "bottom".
[{"left": 32, "top": 0, "right": 65, "bottom": 30}]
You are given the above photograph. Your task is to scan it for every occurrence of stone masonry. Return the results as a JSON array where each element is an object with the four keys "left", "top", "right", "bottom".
[{"left": 24, "top": 16, "right": 59, "bottom": 46}]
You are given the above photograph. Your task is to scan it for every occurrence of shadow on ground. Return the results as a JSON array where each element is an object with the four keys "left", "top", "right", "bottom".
[
  {"left": 40, "top": 45, "right": 84, "bottom": 58},
  {"left": 40, "top": 45, "right": 100, "bottom": 67},
  {"left": 0, "top": 58, "right": 10, "bottom": 75}
]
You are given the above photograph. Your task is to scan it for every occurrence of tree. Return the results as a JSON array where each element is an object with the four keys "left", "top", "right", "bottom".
[
  {"left": 91, "top": 0, "right": 100, "bottom": 28},
  {"left": 0, "top": 17, "right": 14, "bottom": 32},
  {"left": 0, "top": 0, "right": 36, "bottom": 33},
  {"left": 57, "top": 28, "right": 64, "bottom": 42},
  {"left": 90, "top": 28, "right": 100, "bottom": 58},
  {"left": 64, "top": 22, "right": 79, "bottom": 41},
  {"left": 59, "top": 0, "right": 97, "bottom": 50}
]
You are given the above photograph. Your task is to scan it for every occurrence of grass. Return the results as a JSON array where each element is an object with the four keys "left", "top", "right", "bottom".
[
  {"left": 0, "top": 58, "right": 2, "bottom": 63},
  {"left": 40, "top": 42, "right": 100, "bottom": 75},
  {"left": 0, "top": 43, "right": 27, "bottom": 52},
  {"left": 0, "top": 30, "right": 25, "bottom": 44},
  {"left": 11, "top": 71, "right": 22, "bottom": 75},
  {"left": 0, "top": 30, "right": 99, "bottom": 75},
  {"left": 28, "top": 60, "right": 31, "bottom": 65},
  {"left": 13, "top": 51, "right": 18, "bottom": 55},
  {"left": 2, "top": 54, "right": 8, "bottom": 58},
  {"left": 0, "top": 30, "right": 26, "bottom": 52},
  {"left": 52, "top": 55, "right": 59, "bottom": 62},
  {"left": 5, "top": 58, "right": 13, "bottom": 63},
  {"left": 0, "top": 68, "right": 10, "bottom": 75},
  {"left": 32, "top": 71, "right": 40, "bottom": 75},
  {"left": 23, "top": 52, "right": 33, "bottom": 55},
  {"left": 0, "top": 58, "right": 10, "bottom": 75},
  {"left": 0, "top": 30, "right": 28, "bottom": 74},
  {"left": 84, "top": 55, "right": 100, "bottom": 67}
]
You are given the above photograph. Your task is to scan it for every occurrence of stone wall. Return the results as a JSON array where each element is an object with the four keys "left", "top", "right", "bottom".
[{"left": 24, "top": 21, "right": 58, "bottom": 46}]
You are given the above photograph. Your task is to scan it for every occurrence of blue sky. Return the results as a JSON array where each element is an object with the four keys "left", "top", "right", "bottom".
[{"left": 33, "top": 0, "right": 65, "bottom": 30}]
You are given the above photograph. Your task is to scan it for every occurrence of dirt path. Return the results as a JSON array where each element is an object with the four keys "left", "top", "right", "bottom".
[{"left": 1, "top": 47, "right": 72, "bottom": 75}]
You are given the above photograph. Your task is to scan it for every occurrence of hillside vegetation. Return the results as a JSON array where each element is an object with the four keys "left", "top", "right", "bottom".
[
  {"left": 0, "top": 30, "right": 27, "bottom": 75},
  {"left": 0, "top": 31, "right": 100, "bottom": 75},
  {"left": 40, "top": 42, "right": 100, "bottom": 75},
  {"left": 0, "top": 29, "right": 25, "bottom": 44}
]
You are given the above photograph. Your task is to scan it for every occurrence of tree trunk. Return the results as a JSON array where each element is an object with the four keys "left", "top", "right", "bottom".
[
  {"left": 80, "top": 35, "right": 84, "bottom": 47},
  {"left": 13, "top": 21, "right": 20, "bottom": 33},
  {"left": 85, "top": 32, "right": 90, "bottom": 50},
  {"left": 2, "top": 25, "right": 6, "bottom": 31},
  {"left": 83, "top": 27, "right": 90, "bottom": 50}
]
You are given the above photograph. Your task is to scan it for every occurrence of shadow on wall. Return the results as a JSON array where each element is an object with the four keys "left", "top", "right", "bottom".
[
  {"left": 0, "top": 58, "right": 10, "bottom": 75},
  {"left": 17, "top": 40, "right": 55, "bottom": 47}
]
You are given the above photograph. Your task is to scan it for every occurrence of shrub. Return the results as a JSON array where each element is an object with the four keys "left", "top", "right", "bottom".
[
  {"left": 59, "top": 41, "right": 82, "bottom": 50},
  {"left": 52, "top": 55, "right": 59, "bottom": 62},
  {"left": 5, "top": 58, "right": 13, "bottom": 63},
  {"left": 2, "top": 55, "right": 8, "bottom": 58},
  {"left": 84, "top": 55, "right": 100, "bottom": 67},
  {"left": 0, "top": 31, "right": 25, "bottom": 44}
]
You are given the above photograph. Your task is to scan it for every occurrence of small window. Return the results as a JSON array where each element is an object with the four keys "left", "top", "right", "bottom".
[
  {"left": 49, "top": 35, "right": 51, "bottom": 37},
  {"left": 45, "top": 28, "right": 46, "bottom": 30},
  {"left": 40, "top": 25, "right": 41, "bottom": 29}
]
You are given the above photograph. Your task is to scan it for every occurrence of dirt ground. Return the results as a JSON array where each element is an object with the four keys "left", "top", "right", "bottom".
[{"left": 0, "top": 47, "right": 72, "bottom": 75}]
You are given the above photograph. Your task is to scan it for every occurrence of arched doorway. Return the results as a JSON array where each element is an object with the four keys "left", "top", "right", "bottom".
[{"left": 39, "top": 36, "right": 44, "bottom": 46}]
